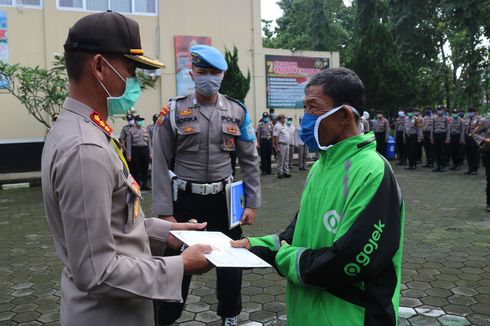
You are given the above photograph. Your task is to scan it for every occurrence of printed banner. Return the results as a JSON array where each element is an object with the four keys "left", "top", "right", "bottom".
[
  {"left": 174, "top": 35, "right": 212, "bottom": 96},
  {"left": 0, "top": 10, "right": 8, "bottom": 88},
  {"left": 265, "top": 55, "right": 330, "bottom": 109}
]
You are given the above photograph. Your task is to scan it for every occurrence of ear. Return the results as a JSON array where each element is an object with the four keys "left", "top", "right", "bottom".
[
  {"left": 341, "top": 107, "right": 354, "bottom": 125},
  {"left": 91, "top": 54, "right": 105, "bottom": 81}
]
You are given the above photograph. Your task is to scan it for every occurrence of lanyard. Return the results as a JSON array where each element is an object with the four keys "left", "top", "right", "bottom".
[{"left": 110, "top": 138, "right": 130, "bottom": 175}]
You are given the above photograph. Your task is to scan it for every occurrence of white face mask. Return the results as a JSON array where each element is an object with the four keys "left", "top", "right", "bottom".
[{"left": 313, "top": 105, "right": 360, "bottom": 151}]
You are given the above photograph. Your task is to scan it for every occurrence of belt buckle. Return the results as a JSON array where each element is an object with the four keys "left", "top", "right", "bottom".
[
  {"left": 200, "top": 184, "right": 208, "bottom": 195},
  {"left": 212, "top": 183, "right": 219, "bottom": 194}
]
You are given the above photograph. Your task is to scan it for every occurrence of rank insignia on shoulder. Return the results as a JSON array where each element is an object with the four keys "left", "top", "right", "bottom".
[
  {"left": 157, "top": 106, "right": 170, "bottom": 127},
  {"left": 90, "top": 111, "right": 112, "bottom": 136},
  {"left": 179, "top": 109, "right": 193, "bottom": 117},
  {"left": 183, "top": 126, "right": 195, "bottom": 134}
]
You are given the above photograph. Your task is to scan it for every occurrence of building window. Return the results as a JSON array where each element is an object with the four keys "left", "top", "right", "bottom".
[
  {"left": 57, "top": 0, "right": 157, "bottom": 15},
  {"left": 0, "top": 0, "right": 42, "bottom": 7}
]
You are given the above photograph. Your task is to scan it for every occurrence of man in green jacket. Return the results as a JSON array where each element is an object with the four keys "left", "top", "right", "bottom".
[{"left": 233, "top": 67, "right": 405, "bottom": 325}]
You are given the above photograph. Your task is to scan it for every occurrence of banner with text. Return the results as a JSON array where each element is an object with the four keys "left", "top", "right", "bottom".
[
  {"left": 0, "top": 11, "right": 8, "bottom": 88},
  {"left": 174, "top": 35, "right": 212, "bottom": 96},
  {"left": 265, "top": 55, "right": 330, "bottom": 109}
]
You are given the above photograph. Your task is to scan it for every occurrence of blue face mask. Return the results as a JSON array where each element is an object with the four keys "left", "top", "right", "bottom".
[
  {"left": 287, "top": 120, "right": 292, "bottom": 126},
  {"left": 136, "top": 120, "right": 144, "bottom": 127},
  {"left": 300, "top": 105, "right": 359, "bottom": 152},
  {"left": 97, "top": 57, "right": 141, "bottom": 117},
  {"left": 459, "top": 113, "right": 465, "bottom": 118},
  {"left": 263, "top": 118, "right": 270, "bottom": 123},
  {"left": 194, "top": 74, "right": 223, "bottom": 97}
]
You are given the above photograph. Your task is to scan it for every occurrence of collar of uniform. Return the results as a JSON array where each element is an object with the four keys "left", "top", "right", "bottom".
[
  {"left": 319, "top": 131, "right": 376, "bottom": 168},
  {"left": 191, "top": 92, "right": 223, "bottom": 109},
  {"left": 63, "top": 97, "right": 112, "bottom": 137}
]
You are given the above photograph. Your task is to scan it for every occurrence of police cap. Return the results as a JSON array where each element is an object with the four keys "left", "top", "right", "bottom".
[{"left": 190, "top": 45, "right": 228, "bottom": 71}]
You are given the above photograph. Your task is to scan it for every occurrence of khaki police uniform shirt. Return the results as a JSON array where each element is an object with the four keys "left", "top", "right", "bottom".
[
  {"left": 126, "top": 126, "right": 150, "bottom": 158},
  {"left": 449, "top": 117, "right": 465, "bottom": 144},
  {"left": 394, "top": 116, "right": 408, "bottom": 134},
  {"left": 431, "top": 115, "right": 450, "bottom": 142},
  {"left": 373, "top": 117, "right": 390, "bottom": 141},
  {"left": 473, "top": 116, "right": 490, "bottom": 151},
  {"left": 151, "top": 93, "right": 261, "bottom": 216},
  {"left": 273, "top": 122, "right": 290, "bottom": 144},
  {"left": 465, "top": 115, "right": 481, "bottom": 137},
  {"left": 422, "top": 116, "right": 433, "bottom": 133},
  {"left": 41, "top": 98, "right": 183, "bottom": 326},
  {"left": 256, "top": 121, "right": 272, "bottom": 139}
]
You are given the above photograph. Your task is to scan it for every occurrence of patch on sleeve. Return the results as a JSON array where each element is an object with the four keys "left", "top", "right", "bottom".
[
  {"left": 239, "top": 111, "right": 256, "bottom": 142},
  {"left": 157, "top": 105, "right": 170, "bottom": 127}
]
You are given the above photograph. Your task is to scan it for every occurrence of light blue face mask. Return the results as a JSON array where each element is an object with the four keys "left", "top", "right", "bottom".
[
  {"left": 194, "top": 74, "right": 223, "bottom": 97},
  {"left": 300, "top": 105, "right": 360, "bottom": 152},
  {"left": 97, "top": 57, "right": 141, "bottom": 117}
]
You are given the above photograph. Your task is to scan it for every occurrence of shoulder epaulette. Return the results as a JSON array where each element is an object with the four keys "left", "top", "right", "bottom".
[
  {"left": 224, "top": 95, "right": 248, "bottom": 111},
  {"left": 156, "top": 105, "right": 170, "bottom": 127},
  {"left": 90, "top": 111, "right": 112, "bottom": 137},
  {"left": 168, "top": 95, "right": 189, "bottom": 102}
]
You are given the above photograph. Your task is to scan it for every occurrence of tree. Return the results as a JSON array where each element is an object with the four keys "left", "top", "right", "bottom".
[
  {"left": 0, "top": 54, "right": 159, "bottom": 128},
  {"left": 220, "top": 46, "right": 251, "bottom": 103}
]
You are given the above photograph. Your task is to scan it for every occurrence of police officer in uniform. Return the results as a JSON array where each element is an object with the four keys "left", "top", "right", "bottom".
[
  {"left": 152, "top": 45, "right": 261, "bottom": 326},
  {"left": 273, "top": 114, "right": 292, "bottom": 178},
  {"left": 41, "top": 11, "right": 212, "bottom": 326},
  {"left": 373, "top": 111, "right": 390, "bottom": 158},
  {"left": 431, "top": 106, "right": 450, "bottom": 172},
  {"left": 256, "top": 112, "right": 273, "bottom": 174},
  {"left": 464, "top": 107, "right": 481, "bottom": 175},
  {"left": 404, "top": 109, "right": 422, "bottom": 170},
  {"left": 287, "top": 116, "right": 296, "bottom": 168},
  {"left": 472, "top": 110, "right": 490, "bottom": 211},
  {"left": 395, "top": 109, "right": 408, "bottom": 165},
  {"left": 126, "top": 115, "right": 151, "bottom": 190},
  {"left": 147, "top": 113, "right": 158, "bottom": 159},
  {"left": 422, "top": 107, "right": 434, "bottom": 167},
  {"left": 448, "top": 109, "right": 465, "bottom": 170},
  {"left": 119, "top": 113, "right": 134, "bottom": 150}
]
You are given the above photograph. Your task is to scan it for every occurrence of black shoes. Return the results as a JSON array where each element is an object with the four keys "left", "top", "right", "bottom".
[
  {"left": 284, "top": 173, "right": 292, "bottom": 178},
  {"left": 277, "top": 173, "right": 284, "bottom": 179},
  {"left": 404, "top": 166, "right": 416, "bottom": 170},
  {"left": 396, "top": 161, "right": 407, "bottom": 166},
  {"left": 464, "top": 171, "right": 477, "bottom": 175}
]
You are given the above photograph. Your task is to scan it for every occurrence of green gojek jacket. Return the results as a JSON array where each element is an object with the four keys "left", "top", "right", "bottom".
[{"left": 249, "top": 132, "right": 405, "bottom": 326}]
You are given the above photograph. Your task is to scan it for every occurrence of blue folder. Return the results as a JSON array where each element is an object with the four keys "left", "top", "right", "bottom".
[{"left": 226, "top": 181, "right": 246, "bottom": 229}]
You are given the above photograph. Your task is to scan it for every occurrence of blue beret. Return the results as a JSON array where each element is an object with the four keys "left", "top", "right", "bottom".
[{"left": 190, "top": 45, "right": 228, "bottom": 71}]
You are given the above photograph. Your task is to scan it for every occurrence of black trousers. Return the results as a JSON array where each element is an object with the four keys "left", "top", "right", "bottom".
[
  {"left": 482, "top": 150, "right": 490, "bottom": 205},
  {"left": 449, "top": 134, "right": 464, "bottom": 166},
  {"left": 260, "top": 138, "right": 272, "bottom": 174},
  {"left": 465, "top": 135, "right": 480, "bottom": 172},
  {"left": 375, "top": 132, "right": 387, "bottom": 158},
  {"left": 416, "top": 141, "right": 423, "bottom": 162},
  {"left": 433, "top": 133, "right": 447, "bottom": 168},
  {"left": 156, "top": 189, "right": 243, "bottom": 325},
  {"left": 406, "top": 134, "right": 419, "bottom": 167},
  {"left": 129, "top": 146, "right": 149, "bottom": 186},
  {"left": 423, "top": 131, "right": 433, "bottom": 165},
  {"left": 395, "top": 131, "right": 406, "bottom": 163}
]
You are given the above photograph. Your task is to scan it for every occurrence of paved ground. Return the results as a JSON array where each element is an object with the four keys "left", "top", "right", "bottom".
[{"left": 0, "top": 161, "right": 489, "bottom": 326}]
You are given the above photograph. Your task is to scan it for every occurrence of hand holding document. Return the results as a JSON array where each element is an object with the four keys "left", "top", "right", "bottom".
[{"left": 170, "top": 231, "right": 271, "bottom": 268}]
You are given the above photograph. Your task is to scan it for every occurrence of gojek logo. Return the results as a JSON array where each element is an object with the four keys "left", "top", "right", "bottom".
[
  {"left": 323, "top": 210, "right": 341, "bottom": 234},
  {"left": 344, "top": 220, "right": 385, "bottom": 277}
]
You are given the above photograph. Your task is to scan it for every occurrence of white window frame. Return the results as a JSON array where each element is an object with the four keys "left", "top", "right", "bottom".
[
  {"left": 0, "top": 0, "right": 43, "bottom": 9},
  {"left": 56, "top": 0, "right": 157, "bottom": 16}
]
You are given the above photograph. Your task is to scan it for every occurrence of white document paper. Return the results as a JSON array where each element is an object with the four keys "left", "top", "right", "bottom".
[{"left": 170, "top": 231, "right": 271, "bottom": 268}]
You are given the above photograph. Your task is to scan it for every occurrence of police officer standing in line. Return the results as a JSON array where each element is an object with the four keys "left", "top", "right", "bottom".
[
  {"left": 422, "top": 107, "right": 434, "bottom": 167},
  {"left": 464, "top": 107, "right": 481, "bottom": 175},
  {"left": 448, "top": 109, "right": 465, "bottom": 170},
  {"left": 119, "top": 113, "right": 134, "bottom": 150},
  {"left": 147, "top": 113, "right": 158, "bottom": 159},
  {"left": 126, "top": 115, "right": 151, "bottom": 190},
  {"left": 256, "top": 112, "right": 273, "bottom": 175},
  {"left": 273, "top": 114, "right": 292, "bottom": 178},
  {"left": 373, "top": 111, "right": 390, "bottom": 158},
  {"left": 287, "top": 116, "right": 296, "bottom": 169},
  {"left": 295, "top": 116, "right": 309, "bottom": 170},
  {"left": 152, "top": 45, "right": 261, "bottom": 326},
  {"left": 41, "top": 11, "right": 212, "bottom": 326},
  {"left": 395, "top": 108, "right": 408, "bottom": 165},
  {"left": 431, "top": 106, "right": 450, "bottom": 172},
  {"left": 404, "top": 108, "right": 422, "bottom": 170},
  {"left": 472, "top": 109, "right": 490, "bottom": 211},
  {"left": 414, "top": 108, "right": 424, "bottom": 164}
]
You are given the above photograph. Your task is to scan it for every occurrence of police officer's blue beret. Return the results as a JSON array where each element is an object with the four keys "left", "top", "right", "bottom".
[{"left": 190, "top": 45, "right": 228, "bottom": 71}]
